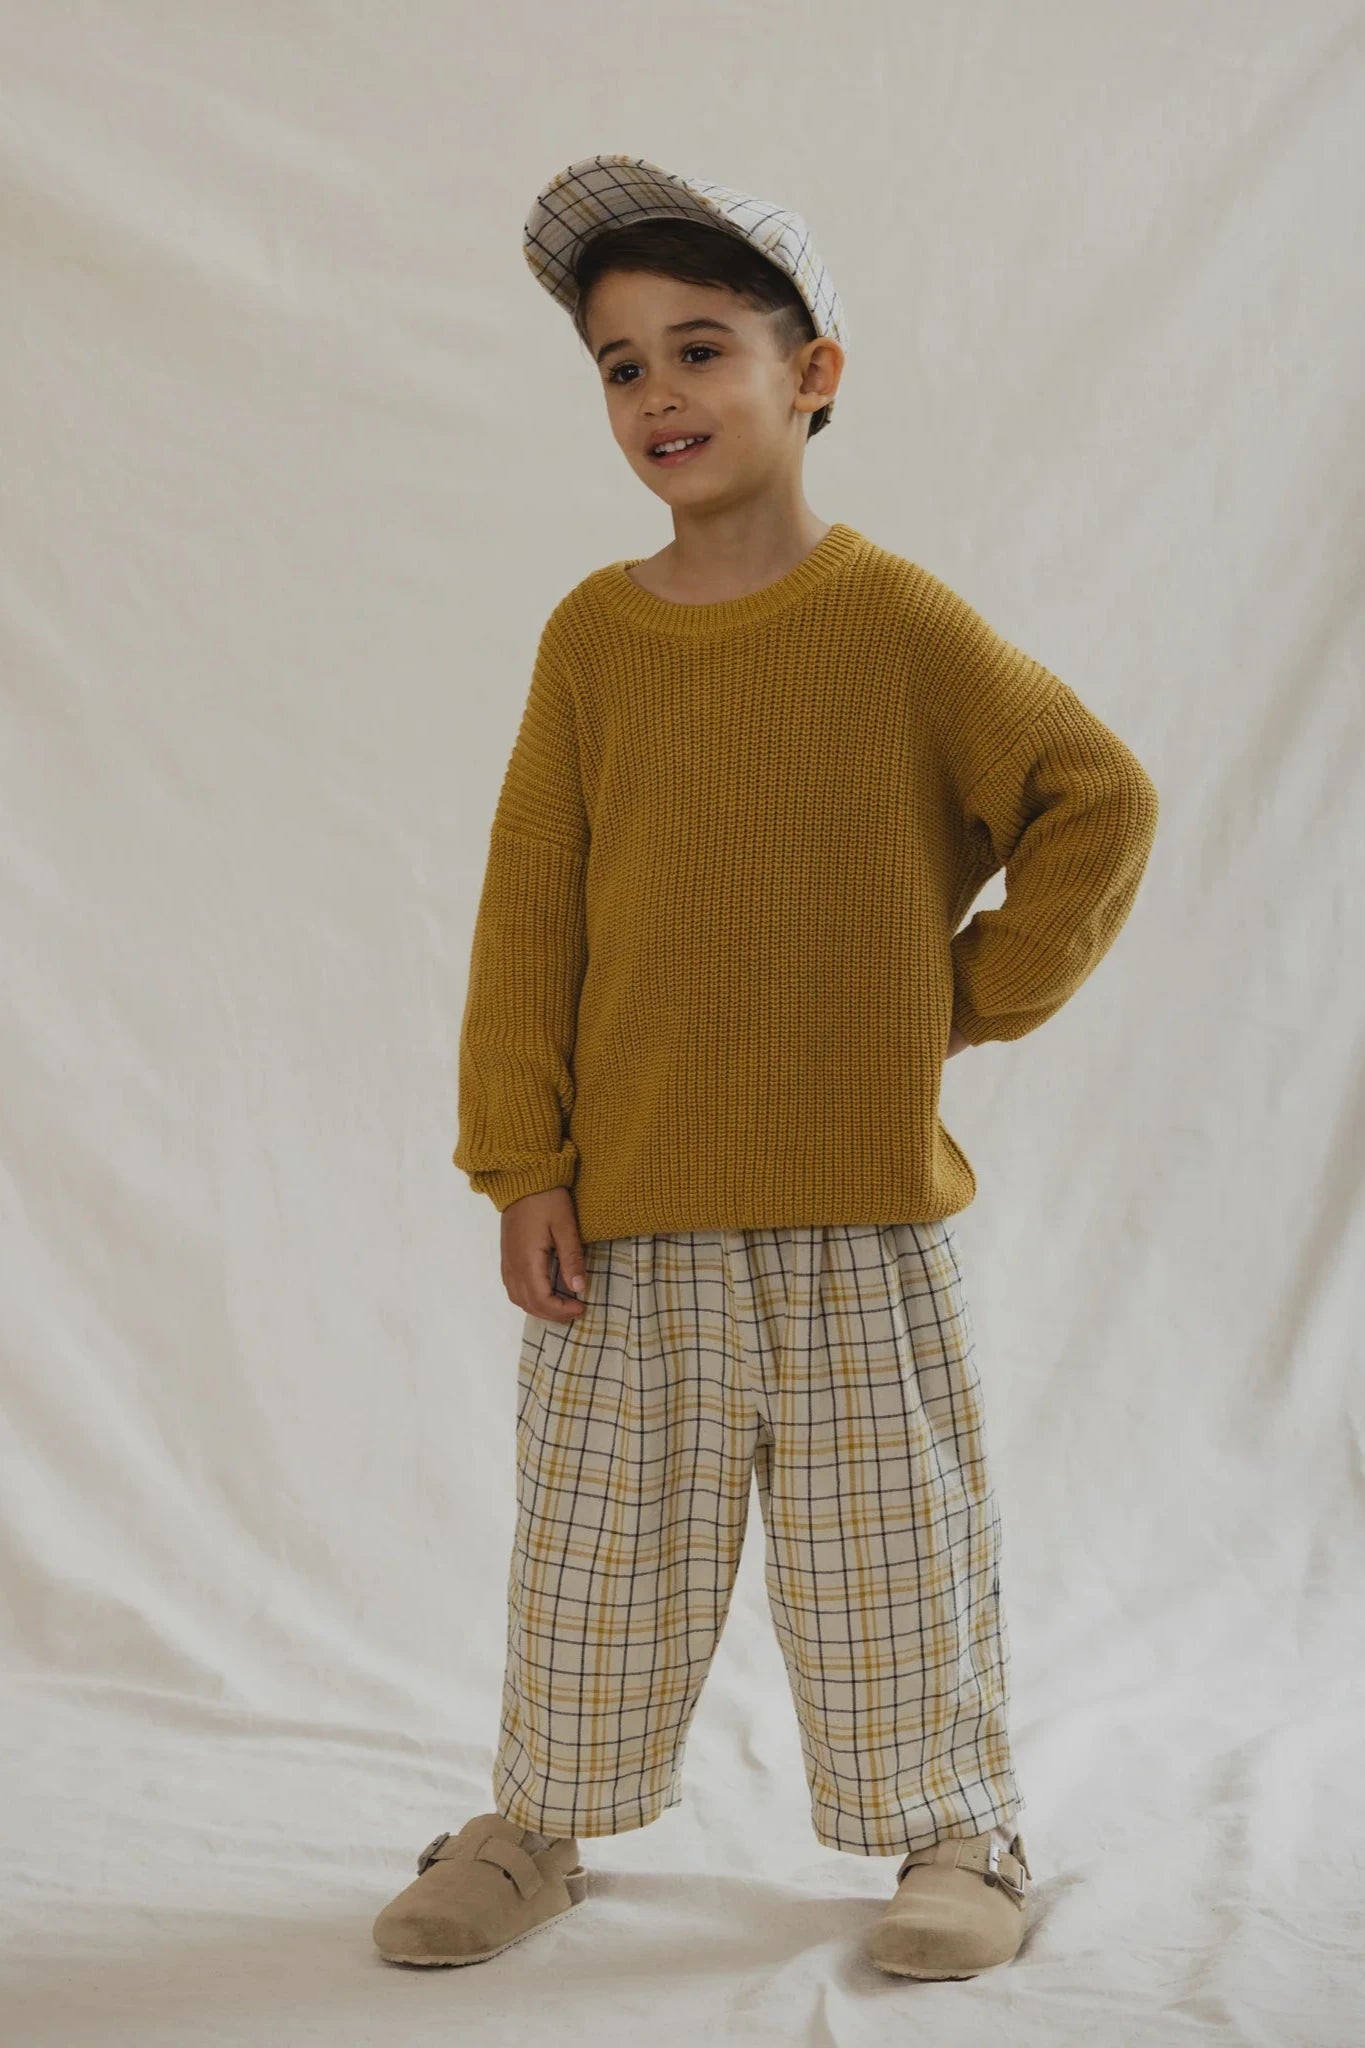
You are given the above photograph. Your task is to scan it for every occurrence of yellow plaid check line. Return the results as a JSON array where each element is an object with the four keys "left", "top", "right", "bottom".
[{"left": 492, "top": 1220, "right": 1023, "bottom": 1856}]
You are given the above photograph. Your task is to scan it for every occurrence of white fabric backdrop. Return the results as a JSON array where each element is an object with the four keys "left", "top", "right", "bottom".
[{"left": 3, "top": 3, "right": 1362, "bottom": 2042}]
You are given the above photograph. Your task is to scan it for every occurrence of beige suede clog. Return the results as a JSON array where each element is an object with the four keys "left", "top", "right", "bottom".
[
  {"left": 864, "top": 1826, "right": 1032, "bottom": 1979},
  {"left": 372, "top": 1811, "right": 588, "bottom": 1966}
]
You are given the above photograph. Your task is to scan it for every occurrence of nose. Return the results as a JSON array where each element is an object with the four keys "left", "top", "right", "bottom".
[{"left": 639, "top": 371, "right": 684, "bottom": 415}]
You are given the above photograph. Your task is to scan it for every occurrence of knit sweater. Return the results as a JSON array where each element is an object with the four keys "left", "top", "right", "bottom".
[{"left": 453, "top": 521, "right": 1159, "bottom": 1244}]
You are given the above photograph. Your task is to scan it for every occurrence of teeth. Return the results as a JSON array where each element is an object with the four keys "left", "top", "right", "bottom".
[{"left": 653, "top": 436, "right": 705, "bottom": 455}]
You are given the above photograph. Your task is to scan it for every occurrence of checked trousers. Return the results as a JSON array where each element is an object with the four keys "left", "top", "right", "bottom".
[{"left": 491, "top": 1218, "right": 1024, "bottom": 1857}]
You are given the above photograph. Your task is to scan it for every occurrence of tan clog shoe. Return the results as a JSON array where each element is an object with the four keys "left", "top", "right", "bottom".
[
  {"left": 373, "top": 1811, "right": 588, "bottom": 1966},
  {"left": 864, "top": 1827, "right": 1032, "bottom": 1979}
]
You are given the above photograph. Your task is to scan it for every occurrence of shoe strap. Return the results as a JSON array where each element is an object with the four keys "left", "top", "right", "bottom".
[
  {"left": 896, "top": 1829, "right": 1030, "bottom": 1900},
  {"left": 415, "top": 1814, "right": 554, "bottom": 1900}
]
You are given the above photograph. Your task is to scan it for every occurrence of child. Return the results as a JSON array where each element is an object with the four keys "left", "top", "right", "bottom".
[{"left": 373, "top": 153, "right": 1159, "bottom": 1979}]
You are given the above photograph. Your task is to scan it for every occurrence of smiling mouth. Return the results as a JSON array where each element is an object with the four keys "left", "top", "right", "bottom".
[{"left": 648, "top": 435, "right": 712, "bottom": 465}]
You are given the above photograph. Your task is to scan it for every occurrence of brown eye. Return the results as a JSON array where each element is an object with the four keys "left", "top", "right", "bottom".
[{"left": 608, "top": 345, "right": 718, "bottom": 386}]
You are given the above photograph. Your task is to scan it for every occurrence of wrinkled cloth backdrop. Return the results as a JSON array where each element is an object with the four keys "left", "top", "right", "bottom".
[{"left": 3, "top": 4, "right": 1362, "bottom": 2044}]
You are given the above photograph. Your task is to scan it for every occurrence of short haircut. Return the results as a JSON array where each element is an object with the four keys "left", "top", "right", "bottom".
[{"left": 570, "top": 217, "right": 832, "bottom": 439}]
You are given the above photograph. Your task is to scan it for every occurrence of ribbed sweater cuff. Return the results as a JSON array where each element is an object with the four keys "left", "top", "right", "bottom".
[
  {"left": 949, "top": 987, "right": 995, "bottom": 1047},
  {"left": 467, "top": 1158, "right": 578, "bottom": 1212}
]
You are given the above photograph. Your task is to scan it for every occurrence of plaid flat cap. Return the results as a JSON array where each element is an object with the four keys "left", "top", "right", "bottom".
[{"left": 523, "top": 153, "right": 847, "bottom": 418}]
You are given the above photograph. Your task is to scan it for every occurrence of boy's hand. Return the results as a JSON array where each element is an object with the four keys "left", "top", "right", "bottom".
[
  {"left": 501, "top": 1187, "right": 589, "bottom": 1324},
  {"left": 945, "top": 1023, "right": 971, "bottom": 1058}
]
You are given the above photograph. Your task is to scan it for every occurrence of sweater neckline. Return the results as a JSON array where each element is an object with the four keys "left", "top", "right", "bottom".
[{"left": 590, "top": 521, "right": 870, "bottom": 636}]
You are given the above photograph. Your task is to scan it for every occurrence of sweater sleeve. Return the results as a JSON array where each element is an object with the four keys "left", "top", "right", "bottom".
[
  {"left": 948, "top": 680, "right": 1160, "bottom": 1046},
  {"left": 451, "top": 613, "right": 590, "bottom": 1210}
]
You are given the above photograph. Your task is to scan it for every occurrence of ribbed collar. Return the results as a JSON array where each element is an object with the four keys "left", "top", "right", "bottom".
[{"left": 586, "top": 521, "right": 871, "bottom": 638}]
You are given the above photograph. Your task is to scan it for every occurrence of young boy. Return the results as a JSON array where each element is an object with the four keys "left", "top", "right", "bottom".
[{"left": 373, "top": 153, "right": 1159, "bottom": 1979}]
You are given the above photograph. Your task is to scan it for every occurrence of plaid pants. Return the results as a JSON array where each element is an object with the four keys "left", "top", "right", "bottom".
[{"left": 491, "top": 1219, "right": 1024, "bottom": 1856}]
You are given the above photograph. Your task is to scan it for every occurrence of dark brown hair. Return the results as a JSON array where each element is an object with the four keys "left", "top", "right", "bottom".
[{"left": 570, "top": 217, "right": 832, "bottom": 439}]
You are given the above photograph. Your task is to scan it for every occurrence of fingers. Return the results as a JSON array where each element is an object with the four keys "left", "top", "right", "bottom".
[
  {"left": 551, "top": 1223, "right": 588, "bottom": 1301},
  {"left": 507, "top": 1241, "right": 585, "bottom": 1325},
  {"left": 518, "top": 1253, "right": 581, "bottom": 1323},
  {"left": 499, "top": 1190, "right": 589, "bottom": 1323}
]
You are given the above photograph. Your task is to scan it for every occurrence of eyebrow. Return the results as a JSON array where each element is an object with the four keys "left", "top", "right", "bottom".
[{"left": 594, "top": 318, "right": 739, "bottom": 367}]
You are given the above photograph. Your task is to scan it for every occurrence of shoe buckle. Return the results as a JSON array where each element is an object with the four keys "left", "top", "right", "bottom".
[
  {"left": 983, "top": 1835, "right": 1027, "bottom": 1900},
  {"left": 416, "top": 1830, "right": 451, "bottom": 1874}
]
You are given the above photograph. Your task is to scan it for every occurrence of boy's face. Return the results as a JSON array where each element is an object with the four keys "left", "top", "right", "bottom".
[{"left": 582, "top": 269, "right": 840, "bottom": 506}]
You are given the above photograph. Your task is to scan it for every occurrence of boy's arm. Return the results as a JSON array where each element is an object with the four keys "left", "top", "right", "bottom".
[
  {"left": 452, "top": 615, "right": 589, "bottom": 1208},
  {"left": 948, "top": 678, "right": 1160, "bottom": 1046}
]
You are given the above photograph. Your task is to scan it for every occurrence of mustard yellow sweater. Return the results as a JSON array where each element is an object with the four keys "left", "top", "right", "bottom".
[{"left": 453, "top": 522, "right": 1158, "bottom": 1243}]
